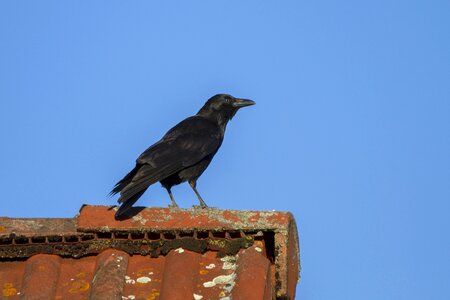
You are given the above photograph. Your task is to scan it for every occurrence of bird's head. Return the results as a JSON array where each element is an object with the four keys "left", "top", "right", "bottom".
[{"left": 197, "top": 94, "right": 255, "bottom": 125}]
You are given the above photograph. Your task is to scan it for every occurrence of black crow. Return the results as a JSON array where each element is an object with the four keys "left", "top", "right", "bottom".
[{"left": 111, "top": 94, "right": 255, "bottom": 219}]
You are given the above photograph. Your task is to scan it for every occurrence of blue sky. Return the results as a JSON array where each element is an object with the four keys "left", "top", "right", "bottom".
[{"left": 1, "top": 1, "right": 449, "bottom": 299}]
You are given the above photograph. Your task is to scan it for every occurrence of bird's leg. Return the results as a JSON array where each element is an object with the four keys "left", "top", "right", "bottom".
[
  {"left": 189, "top": 180, "right": 208, "bottom": 208},
  {"left": 165, "top": 187, "right": 179, "bottom": 208}
]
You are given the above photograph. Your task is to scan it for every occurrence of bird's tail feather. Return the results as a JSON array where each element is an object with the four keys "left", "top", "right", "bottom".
[
  {"left": 121, "top": 165, "right": 178, "bottom": 196},
  {"left": 110, "top": 164, "right": 140, "bottom": 196},
  {"left": 115, "top": 189, "right": 147, "bottom": 220}
]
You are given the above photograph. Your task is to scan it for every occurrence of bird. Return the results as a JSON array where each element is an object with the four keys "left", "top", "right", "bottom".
[{"left": 110, "top": 94, "right": 255, "bottom": 220}]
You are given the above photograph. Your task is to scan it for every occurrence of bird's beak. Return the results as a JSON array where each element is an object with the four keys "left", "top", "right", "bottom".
[{"left": 232, "top": 98, "right": 256, "bottom": 108}]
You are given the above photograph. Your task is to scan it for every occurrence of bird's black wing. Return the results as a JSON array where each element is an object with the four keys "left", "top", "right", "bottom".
[{"left": 117, "top": 116, "right": 222, "bottom": 204}]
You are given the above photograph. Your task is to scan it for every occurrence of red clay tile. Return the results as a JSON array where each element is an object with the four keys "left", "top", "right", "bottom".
[
  {"left": 77, "top": 205, "right": 294, "bottom": 232},
  {"left": 55, "top": 256, "right": 96, "bottom": 300},
  {"left": 123, "top": 254, "right": 165, "bottom": 300},
  {"left": 0, "top": 261, "right": 24, "bottom": 298},
  {"left": 160, "top": 249, "right": 199, "bottom": 299},
  {"left": 274, "top": 220, "right": 300, "bottom": 299},
  {"left": 21, "top": 254, "right": 61, "bottom": 299},
  {"left": 89, "top": 249, "right": 129, "bottom": 300},
  {"left": 0, "top": 217, "right": 76, "bottom": 236},
  {"left": 287, "top": 223, "right": 301, "bottom": 300},
  {"left": 234, "top": 243, "right": 273, "bottom": 300},
  {"left": 0, "top": 205, "right": 300, "bottom": 299}
]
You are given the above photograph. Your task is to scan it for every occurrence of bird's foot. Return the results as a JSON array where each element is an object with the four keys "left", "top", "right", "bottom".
[
  {"left": 198, "top": 199, "right": 208, "bottom": 208},
  {"left": 192, "top": 204, "right": 208, "bottom": 209},
  {"left": 169, "top": 203, "right": 179, "bottom": 209}
]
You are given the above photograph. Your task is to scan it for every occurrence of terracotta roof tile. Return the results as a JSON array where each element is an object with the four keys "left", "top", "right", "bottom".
[{"left": 0, "top": 205, "right": 300, "bottom": 299}]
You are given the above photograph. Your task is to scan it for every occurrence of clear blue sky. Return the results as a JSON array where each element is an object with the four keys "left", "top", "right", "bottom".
[{"left": 1, "top": 1, "right": 449, "bottom": 299}]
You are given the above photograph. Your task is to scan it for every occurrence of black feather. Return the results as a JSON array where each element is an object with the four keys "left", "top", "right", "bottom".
[
  {"left": 109, "top": 164, "right": 140, "bottom": 196},
  {"left": 114, "top": 189, "right": 147, "bottom": 219}
]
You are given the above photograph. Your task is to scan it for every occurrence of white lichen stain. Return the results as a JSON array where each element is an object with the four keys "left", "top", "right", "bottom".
[
  {"left": 203, "top": 273, "right": 236, "bottom": 288},
  {"left": 214, "top": 274, "right": 236, "bottom": 285},
  {"left": 131, "top": 215, "right": 148, "bottom": 225},
  {"left": 125, "top": 275, "right": 135, "bottom": 284},
  {"left": 136, "top": 276, "right": 151, "bottom": 284},
  {"left": 255, "top": 247, "right": 262, "bottom": 252},
  {"left": 205, "top": 263, "right": 215, "bottom": 269},
  {"left": 193, "top": 293, "right": 203, "bottom": 300},
  {"left": 132, "top": 215, "right": 142, "bottom": 222},
  {"left": 174, "top": 247, "right": 185, "bottom": 253},
  {"left": 222, "top": 262, "right": 236, "bottom": 270},
  {"left": 221, "top": 255, "right": 237, "bottom": 270},
  {"left": 202, "top": 281, "right": 215, "bottom": 288},
  {"left": 220, "top": 256, "right": 236, "bottom": 263},
  {"left": 220, "top": 297, "right": 231, "bottom": 300},
  {"left": 223, "top": 282, "right": 235, "bottom": 294}
]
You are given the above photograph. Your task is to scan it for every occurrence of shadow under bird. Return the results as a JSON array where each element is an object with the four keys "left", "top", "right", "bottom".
[{"left": 110, "top": 94, "right": 255, "bottom": 220}]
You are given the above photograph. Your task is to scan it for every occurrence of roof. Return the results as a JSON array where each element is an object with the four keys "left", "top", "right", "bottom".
[{"left": 0, "top": 205, "right": 300, "bottom": 299}]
